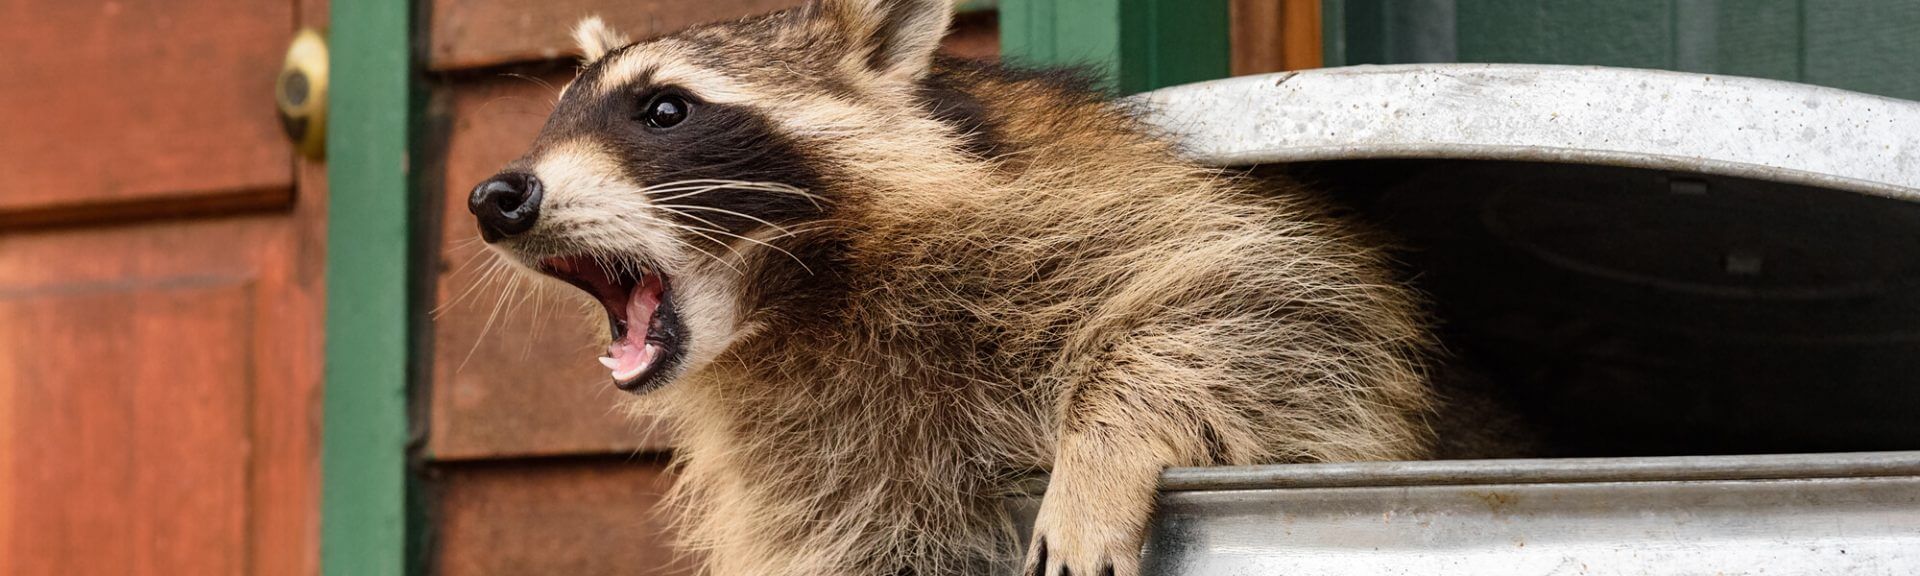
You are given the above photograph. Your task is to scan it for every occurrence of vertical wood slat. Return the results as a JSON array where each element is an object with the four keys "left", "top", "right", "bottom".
[
  {"left": 323, "top": 0, "right": 421, "bottom": 575},
  {"left": 1231, "top": 0, "right": 1323, "bottom": 75}
]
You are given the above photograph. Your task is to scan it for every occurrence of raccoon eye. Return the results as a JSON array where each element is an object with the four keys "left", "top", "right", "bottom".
[{"left": 642, "top": 94, "right": 691, "bottom": 129}]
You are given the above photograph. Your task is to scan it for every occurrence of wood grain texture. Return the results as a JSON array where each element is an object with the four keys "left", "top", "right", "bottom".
[
  {"left": 0, "top": 187, "right": 294, "bottom": 232},
  {"left": 255, "top": 8, "right": 329, "bottom": 576},
  {"left": 0, "top": 2, "right": 326, "bottom": 574},
  {"left": 0, "top": 0, "right": 296, "bottom": 223},
  {"left": 428, "top": 0, "right": 805, "bottom": 70},
  {"left": 944, "top": 9, "right": 1002, "bottom": 60},
  {"left": 429, "top": 0, "right": 1004, "bottom": 70},
  {"left": 0, "top": 214, "right": 324, "bottom": 576},
  {"left": 1, "top": 282, "right": 253, "bottom": 575},
  {"left": 1230, "top": 0, "right": 1322, "bottom": 75},
  {"left": 436, "top": 459, "right": 691, "bottom": 576}
]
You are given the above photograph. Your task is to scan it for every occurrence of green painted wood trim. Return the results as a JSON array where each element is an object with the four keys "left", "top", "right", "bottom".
[
  {"left": 956, "top": 0, "right": 998, "bottom": 12},
  {"left": 322, "top": 0, "right": 422, "bottom": 575},
  {"left": 1320, "top": 0, "right": 1354, "bottom": 67},
  {"left": 1321, "top": 0, "right": 1920, "bottom": 101},
  {"left": 1000, "top": 0, "right": 1230, "bottom": 94}
]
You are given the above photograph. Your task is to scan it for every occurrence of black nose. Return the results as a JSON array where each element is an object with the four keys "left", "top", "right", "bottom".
[{"left": 469, "top": 171, "right": 543, "bottom": 242}]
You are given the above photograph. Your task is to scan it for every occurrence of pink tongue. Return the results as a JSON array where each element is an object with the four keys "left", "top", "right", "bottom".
[{"left": 601, "top": 275, "right": 663, "bottom": 382}]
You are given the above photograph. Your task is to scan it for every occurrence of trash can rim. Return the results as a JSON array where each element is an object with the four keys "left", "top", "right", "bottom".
[{"left": 1138, "top": 63, "right": 1920, "bottom": 200}]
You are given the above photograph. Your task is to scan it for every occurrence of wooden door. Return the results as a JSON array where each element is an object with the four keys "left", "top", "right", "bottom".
[{"left": 0, "top": 1, "right": 328, "bottom": 574}]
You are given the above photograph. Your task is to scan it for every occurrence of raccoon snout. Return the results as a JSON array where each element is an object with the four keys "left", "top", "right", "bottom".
[{"left": 470, "top": 171, "right": 545, "bottom": 242}]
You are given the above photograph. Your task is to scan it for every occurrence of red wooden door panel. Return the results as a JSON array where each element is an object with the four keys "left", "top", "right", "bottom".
[
  {"left": 0, "top": 213, "right": 324, "bottom": 576},
  {"left": 0, "top": 0, "right": 296, "bottom": 224},
  {"left": 2, "top": 282, "right": 253, "bottom": 575},
  {"left": 0, "top": 0, "right": 325, "bottom": 574}
]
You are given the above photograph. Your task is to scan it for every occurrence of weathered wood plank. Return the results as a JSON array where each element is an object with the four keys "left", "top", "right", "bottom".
[
  {"left": 0, "top": 212, "right": 325, "bottom": 576},
  {"left": 2, "top": 282, "right": 253, "bottom": 575},
  {"left": 1231, "top": 0, "right": 1322, "bottom": 75},
  {"left": 436, "top": 460, "right": 690, "bottom": 576},
  {"left": 0, "top": 0, "right": 296, "bottom": 223},
  {"left": 428, "top": 0, "right": 805, "bottom": 70}
]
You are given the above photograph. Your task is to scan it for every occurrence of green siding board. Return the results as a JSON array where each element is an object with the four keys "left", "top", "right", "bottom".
[
  {"left": 1001, "top": 0, "right": 1229, "bottom": 93},
  {"left": 1455, "top": 0, "right": 1674, "bottom": 68},
  {"left": 323, "top": 0, "right": 421, "bottom": 575},
  {"left": 1672, "top": 0, "right": 1803, "bottom": 79},
  {"left": 1804, "top": 0, "right": 1920, "bottom": 100},
  {"left": 1327, "top": 0, "right": 1920, "bottom": 101}
]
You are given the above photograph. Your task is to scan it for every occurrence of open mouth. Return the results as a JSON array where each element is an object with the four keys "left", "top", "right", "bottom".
[{"left": 537, "top": 255, "right": 684, "bottom": 393}]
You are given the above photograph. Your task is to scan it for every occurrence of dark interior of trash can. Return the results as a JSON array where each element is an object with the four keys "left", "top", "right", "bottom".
[{"left": 1270, "top": 159, "right": 1920, "bottom": 457}]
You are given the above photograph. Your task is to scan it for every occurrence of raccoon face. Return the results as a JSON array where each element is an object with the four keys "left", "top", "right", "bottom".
[{"left": 469, "top": 0, "right": 955, "bottom": 394}]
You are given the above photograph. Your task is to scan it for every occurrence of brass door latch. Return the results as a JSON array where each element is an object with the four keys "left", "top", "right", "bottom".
[{"left": 277, "top": 28, "right": 329, "bottom": 160}]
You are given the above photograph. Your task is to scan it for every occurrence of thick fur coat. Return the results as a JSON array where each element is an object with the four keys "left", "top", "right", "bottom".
[{"left": 472, "top": 2, "right": 1495, "bottom": 575}]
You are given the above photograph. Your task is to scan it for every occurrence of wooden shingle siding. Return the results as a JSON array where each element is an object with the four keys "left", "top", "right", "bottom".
[
  {"left": 435, "top": 459, "right": 688, "bottom": 576},
  {"left": 1230, "top": 0, "right": 1324, "bottom": 75},
  {"left": 428, "top": 0, "right": 807, "bottom": 70}
]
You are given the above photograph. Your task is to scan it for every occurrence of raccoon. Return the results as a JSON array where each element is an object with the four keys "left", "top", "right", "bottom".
[{"left": 467, "top": 1, "right": 1487, "bottom": 575}]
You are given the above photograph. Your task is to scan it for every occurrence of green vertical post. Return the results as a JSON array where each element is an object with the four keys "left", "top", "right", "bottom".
[
  {"left": 1000, "top": 0, "right": 1231, "bottom": 94},
  {"left": 1322, "top": 0, "right": 1349, "bottom": 67},
  {"left": 323, "top": 0, "right": 420, "bottom": 574}
]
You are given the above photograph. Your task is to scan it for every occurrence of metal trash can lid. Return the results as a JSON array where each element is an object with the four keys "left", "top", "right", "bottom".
[{"left": 1138, "top": 64, "right": 1920, "bottom": 200}]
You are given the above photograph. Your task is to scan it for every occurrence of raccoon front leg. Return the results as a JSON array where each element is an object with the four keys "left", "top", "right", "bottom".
[
  {"left": 1023, "top": 356, "right": 1218, "bottom": 576},
  {"left": 1022, "top": 428, "right": 1164, "bottom": 576}
]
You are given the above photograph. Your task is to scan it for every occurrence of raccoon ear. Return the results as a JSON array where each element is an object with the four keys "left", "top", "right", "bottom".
[
  {"left": 573, "top": 16, "right": 630, "bottom": 65},
  {"left": 821, "top": 0, "right": 953, "bottom": 81}
]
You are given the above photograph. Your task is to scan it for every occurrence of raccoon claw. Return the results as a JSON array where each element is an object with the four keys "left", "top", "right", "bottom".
[{"left": 1023, "top": 527, "right": 1137, "bottom": 576}]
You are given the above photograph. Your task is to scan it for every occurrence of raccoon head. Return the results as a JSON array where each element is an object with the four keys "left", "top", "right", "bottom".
[{"left": 469, "top": 0, "right": 960, "bottom": 394}]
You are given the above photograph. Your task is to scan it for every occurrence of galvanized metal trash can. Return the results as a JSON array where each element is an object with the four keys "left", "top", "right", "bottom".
[{"left": 1009, "top": 64, "right": 1920, "bottom": 576}]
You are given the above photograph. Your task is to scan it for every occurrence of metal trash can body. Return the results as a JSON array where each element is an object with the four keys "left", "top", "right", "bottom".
[{"left": 1006, "top": 64, "right": 1920, "bottom": 575}]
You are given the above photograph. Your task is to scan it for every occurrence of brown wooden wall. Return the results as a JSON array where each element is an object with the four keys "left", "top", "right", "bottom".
[
  {"left": 1231, "top": 0, "right": 1323, "bottom": 75},
  {"left": 421, "top": 3, "right": 1308, "bottom": 573}
]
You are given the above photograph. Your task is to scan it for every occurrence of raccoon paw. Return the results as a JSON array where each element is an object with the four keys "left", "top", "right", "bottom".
[{"left": 1022, "top": 496, "right": 1144, "bottom": 576}]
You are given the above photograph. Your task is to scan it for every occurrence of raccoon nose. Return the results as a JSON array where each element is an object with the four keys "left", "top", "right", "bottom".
[{"left": 469, "top": 171, "right": 543, "bottom": 242}]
